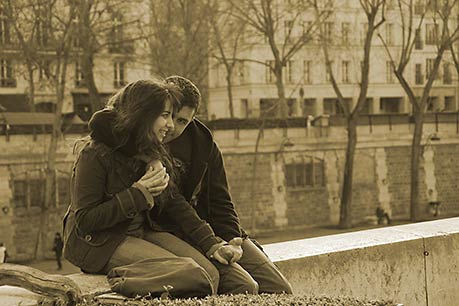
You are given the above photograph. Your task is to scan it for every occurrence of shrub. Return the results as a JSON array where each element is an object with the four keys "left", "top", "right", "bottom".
[{"left": 78, "top": 293, "right": 397, "bottom": 306}]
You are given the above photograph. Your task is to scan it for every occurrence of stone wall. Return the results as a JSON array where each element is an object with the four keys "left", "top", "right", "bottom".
[{"left": 2, "top": 122, "right": 459, "bottom": 260}]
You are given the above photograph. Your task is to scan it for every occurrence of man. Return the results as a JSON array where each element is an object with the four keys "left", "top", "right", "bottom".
[
  {"left": 161, "top": 75, "right": 293, "bottom": 294},
  {"left": 0, "top": 242, "right": 8, "bottom": 263},
  {"left": 52, "top": 232, "right": 64, "bottom": 270}
]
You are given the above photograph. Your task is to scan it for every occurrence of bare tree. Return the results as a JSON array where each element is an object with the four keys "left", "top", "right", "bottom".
[
  {"left": 313, "top": 0, "right": 386, "bottom": 228},
  {"left": 1, "top": 0, "right": 41, "bottom": 112},
  {"left": 147, "top": 0, "right": 210, "bottom": 113},
  {"left": 2, "top": 0, "right": 78, "bottom": 259},
  {"left": 380, "top": 0, "right": 459, "bottom": 221},
  {"left": 73, "top": 0, "right": 148, "bottom": 115},
  {"left": 208, "top": 0, "right": 248, "bottom": 118},
  {"left": 229, "top": 0, "right": 320, "bottom": 118}
]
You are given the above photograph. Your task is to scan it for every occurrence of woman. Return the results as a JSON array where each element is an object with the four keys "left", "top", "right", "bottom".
[{"left": 63, "top": 80, "right": 237, "bottom": 297}]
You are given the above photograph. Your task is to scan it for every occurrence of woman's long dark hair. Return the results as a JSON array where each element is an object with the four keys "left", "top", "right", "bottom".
[{"left": 106, "top": 79, "right": 182, "bottom": 185}]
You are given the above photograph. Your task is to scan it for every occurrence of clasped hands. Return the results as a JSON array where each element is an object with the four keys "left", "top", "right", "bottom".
[
  {"left": 137, "top": 160, "right": 169, "bottom": 196},
  {"left": 210, "top": 237, "right": 244, "bottom": 265}
]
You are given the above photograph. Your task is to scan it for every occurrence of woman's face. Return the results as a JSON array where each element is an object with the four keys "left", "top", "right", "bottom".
[{"left": 151, "top": 99, "right": 174, "bottom": 143}]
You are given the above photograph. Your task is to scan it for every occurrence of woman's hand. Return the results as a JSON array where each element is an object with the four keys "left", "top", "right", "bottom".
[{"left": 137, "top": 160, "right": 169, "bottom": 196}]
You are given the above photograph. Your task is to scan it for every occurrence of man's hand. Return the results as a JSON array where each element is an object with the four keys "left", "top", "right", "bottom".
[
  {"left": 210, "top": 238, "right": 243, "bottom": 265},
  {"left": 138, "top": 160, "right": 169, "bottom": 196},
  {"left": 226, "top": 237, "right": 243, "bottom": 264}
]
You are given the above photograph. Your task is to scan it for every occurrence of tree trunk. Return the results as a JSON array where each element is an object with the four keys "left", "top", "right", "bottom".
[
  {"left": 79, "top": 0, "right": 102, "bottom": 113},
  {"left": 274, "top": 66, "right": 287, "bottom": 118},
  {"left": 36, "top": 62, "right": 66, "bottom": 259},
  {"left": 410, "top": 111, "right": 424, "bottom": 222},
  {"left": 0, "top": 263, "right": 81, "bottom": 305},
  {"left": 82, "top": 53, "right": 102, "bottom": 112},
  {"left": 26, "top": 62, "right": 35, "bottom": 112},
  {"left": 226, "top": 71, "right": 234, "bottom": 118},
  {"left": 339, "top": 116, "right": 358, "bottom": 229}
]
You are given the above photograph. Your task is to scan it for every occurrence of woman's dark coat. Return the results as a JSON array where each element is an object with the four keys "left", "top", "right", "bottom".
[{"left": 63, "top": 110, "right": 219, "bottom": 273}]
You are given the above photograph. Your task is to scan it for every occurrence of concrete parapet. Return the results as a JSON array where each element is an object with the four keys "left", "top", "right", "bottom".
[
  {"left": 263, "top": 217, "right": 459, "bottom": 306},
  {"left": 1, "top": 218, "right": 458, "bottom": 305}
]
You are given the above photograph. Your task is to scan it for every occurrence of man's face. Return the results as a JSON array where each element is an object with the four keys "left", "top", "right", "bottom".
[{"left": 163, "top": 106, "right": 196, "bottom": 143}]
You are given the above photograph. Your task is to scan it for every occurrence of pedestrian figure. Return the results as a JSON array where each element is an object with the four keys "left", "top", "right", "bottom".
[
  {"left": 52, "top": 232, "right": 64, "bottom": 270},
  {"left": 0, "top": 242, "right": 8, "bottom": 263}
]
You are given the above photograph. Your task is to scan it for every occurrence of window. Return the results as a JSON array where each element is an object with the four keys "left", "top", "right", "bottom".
[
  {"left": 427, "top": 0, "right": 438, "bottom": 11},
  {"left": 29, "top": 178, "right": 44, "bottom": 207},
  {"left": 324, "top": 22, "right": 333, "bottom": 43},
  {"left": 285, "top": 158, "right": 325, "bottom": 188},
  {"left": 414, "top": 0, "right": 425, "bottom": 14},
  {"left": 426, "top": 96, "right": 438, "bottom": 112},
  {"left": 0, "top": 10, "right": 10, "bottom": 45},
  {"left": 75, "top": 61, "right": 85, "bottom": 87},
  {"left": 415, "top": 29, "right": 423, "bottom": 49},
  {"left": 443, "top": 63, "right": 452, "bottom": 84},
  {"left": 323, "top": 98, "right": 345, "bottom": 115},
  {"left": 302, "top": 21, "right": 313, "bottom": 37},
  {"left": 38, "top": 60, "right": 50, "bottom": 81},
  {"left": 12, "top": 170, "right": 70, "bottom": 209},
  {"left": 73, "top": 36, "right": 81, "bottom": 49},
  {"left": 287, "top": 98, "right": 296, "bottom": 117},
  {"left": 325, "top": 61, "right": 334, "bottom": 82},
  {"left": 415, "top": 63, "right": 423, "bottom": 84},
  {"left": 0, "top": 59, "right": 15, "bottom": 87},
  {"left": 386, "top": 61, "right": 395, "bottom": 83},
  {"left": 13, "top": 180, "right": 27, "bottom": 208},
  {"left": 236, "top": 60, "right": 245, "bottom": 84},
  {"left": 114, "top": 61, "right": 126, "bottom": 88},
  {"left": 57, "top": 176, "right": 70, "bottom": 205},
  {"left": 426, "top": 58, "right": 435, "bottom": 79},
  {"left": 284, "top": 20, "right": 294, "bottom": 40},
  {"left": 265, "top": 60, "right": 275, "bottom": 83},
  {"left": 36, "top": 13, "right": 49, "bottom": 47},
  {"left": 259, "top": 98, "right": 277, "bottom": 118},
  {"left": 444, "top": 96, "right": 456, "bottom": 111},
  {"left": 303, "top": 60, "right": 312, "bottom": 84},
  {"left": 284, "top": 60, "right": 293, "bottom": 84},
  {"left": 109, "top": 13, "right": 124, "bottom": 53},
  {"left": 380, "top": 97, "right": 401, "bottom": 113},
  {"left": 240, "top": 99, "right": 249, "bottom": 118},
  {"left": 341, "top": 22, "right": 350, "bottom": 45},
  {"left": 303, "top": 98, "right": 316, "bottom": 116},
  {"left": 426, "top": 24, "right": 438, "bottom": 45},
  {"left": 341, "top": 60, "right": 350, "bottom": 83},
  {"left": 386, "top": 23, "right": 394, "bottom": 46}
]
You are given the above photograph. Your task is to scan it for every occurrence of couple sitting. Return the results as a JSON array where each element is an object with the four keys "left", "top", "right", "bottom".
[{"left": 63, "top": 76, "right": 292, "bottom": 298}]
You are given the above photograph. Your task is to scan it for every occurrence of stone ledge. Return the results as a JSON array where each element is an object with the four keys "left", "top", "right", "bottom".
[
  {"left": 1, "top": 218, "right": 457, "bottom": 306},
  {"left": 263, "top": 217, "right": 459, "bottom": 306}
]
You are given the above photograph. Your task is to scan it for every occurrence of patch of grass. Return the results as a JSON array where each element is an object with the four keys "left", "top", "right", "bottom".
[{"left": 78, "top": 293, "right": 397, "bottom": 306}]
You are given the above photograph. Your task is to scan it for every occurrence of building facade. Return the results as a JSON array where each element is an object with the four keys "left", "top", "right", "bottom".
[
  {"left": 207, "top": 0, "right": 459, "bottom": 120},
  {"left": 0, "top": 1, "right": 151, "bottom": 117}
]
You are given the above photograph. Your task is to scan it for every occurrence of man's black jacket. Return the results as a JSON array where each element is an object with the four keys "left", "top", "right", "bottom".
[{"left": 173, "top": 119, "right": 246, "bottom": 242}]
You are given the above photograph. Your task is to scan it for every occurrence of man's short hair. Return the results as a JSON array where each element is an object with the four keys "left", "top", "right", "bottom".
[{"left": 165, "top": 76, "right": 201, "bottom": 111}]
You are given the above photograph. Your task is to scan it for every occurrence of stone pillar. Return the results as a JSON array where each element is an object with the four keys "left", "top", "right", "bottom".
[
  {"left": 372, "top": 96, "right": 381, "bottom": 114},
  {"left": 0, "top": 166, "right": 14, "bottom": 258},
  {"left": 375, "top": 148, "right": 392, "bottom": 216},
  {"left": 325, "top": 151, "right": 342, "bottom": 224},
  {"left": 423, "top": 146, "right": 437, "bottom": 214},
  {"left": 315, "top": 97, "right": 324, "bottom": 116},
  {"left": 271, "top": 154, "right": 288, "bottom": 228}
]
